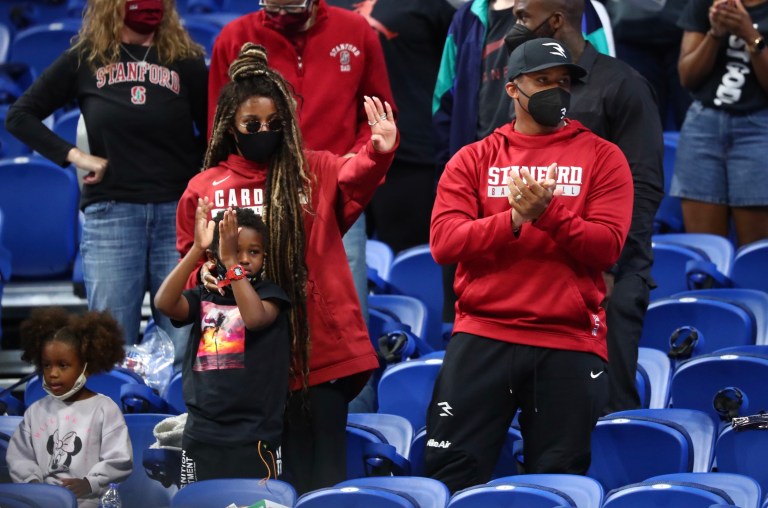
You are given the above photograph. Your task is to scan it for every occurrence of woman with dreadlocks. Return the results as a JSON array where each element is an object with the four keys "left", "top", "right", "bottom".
[{"left": 175, "top": 43, "right": 397, "bottom": 493}]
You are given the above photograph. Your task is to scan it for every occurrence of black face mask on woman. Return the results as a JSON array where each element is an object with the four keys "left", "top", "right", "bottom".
[
  {"left": 516, "top": 85, "right": 571, "bottom": 127},
  {"left": 234, "top": 130, "right": 282, "bottom": 163},
  {"left": 504, "top": 15, "right": 556, "bottom": 54}
]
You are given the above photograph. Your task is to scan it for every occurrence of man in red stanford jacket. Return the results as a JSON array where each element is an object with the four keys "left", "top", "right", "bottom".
[{"left": 426, "top": 38, "right": 633, "bottom": 493}]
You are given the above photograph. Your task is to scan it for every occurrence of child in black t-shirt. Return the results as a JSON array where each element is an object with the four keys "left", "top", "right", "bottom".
[{"left": 156, "top": 200, "right": 290, "bottom": 486}]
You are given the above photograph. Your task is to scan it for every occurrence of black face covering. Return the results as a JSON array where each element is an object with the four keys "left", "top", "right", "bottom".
[
  {"left": 516, "top": 85, "right": 571, "bottom": 127},
  {"left": 234, "top": 129, "right": 282, "bottom": 163},
  {"left": 504, "top": 15, "right": 556, "bottom": 54}
]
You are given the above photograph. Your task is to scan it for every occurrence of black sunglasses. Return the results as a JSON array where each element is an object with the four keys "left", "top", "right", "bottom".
[{"left": 239, "top": 118, "right": 284, "bottom": 133}]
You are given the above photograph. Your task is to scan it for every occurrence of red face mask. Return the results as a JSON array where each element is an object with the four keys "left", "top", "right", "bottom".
[
  {"left": 263, "top": 3, "right": 315, "bottom": 34},
  {"left": 124, "top": 0, "right": 164, "bottom": 35}
]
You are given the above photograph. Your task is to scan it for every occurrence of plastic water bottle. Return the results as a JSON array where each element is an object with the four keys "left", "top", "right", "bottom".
[{"left": 99, "top": 483, "right": 122, "bottom": 508}]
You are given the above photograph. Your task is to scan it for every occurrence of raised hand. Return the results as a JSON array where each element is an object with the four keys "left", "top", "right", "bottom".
[
  {"left": 192, "top": 197, "right": 215, "bottom": 251},
  {"left": 364, "top": 95, "right": 396, "bottom": 153},
  {"left": 218, "top": 208, "right": 240, "bottom": 268}
]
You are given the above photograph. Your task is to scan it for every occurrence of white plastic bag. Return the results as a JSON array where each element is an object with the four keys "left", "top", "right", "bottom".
[{"left": 122, "top": 321, "right": 175, "bottom": 394}]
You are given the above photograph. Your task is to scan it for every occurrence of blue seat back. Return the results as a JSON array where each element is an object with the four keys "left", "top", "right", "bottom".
[
  {"left": 637, "top": 347, "right": 672, "bottom": 409},
  {"left": 655, "top": 233, "right": 734, "bottom": 275},
  {"left": 222, "top": 0, "right": 262, "bottom": 13},
  {"left": 0, "top": 483, "right": 77, "bottom": 508},
  {"left": 447, "top": 483, "right": 578, "bottom": 508},
  {"left": 52, "top": 108, "right": 81, "bottom": 146},
  {"left": 296, "top": 486, "right": 418, "bottom": 508},
  {"left": 367, "top": 239, "right": 394, "bottom": 282},
  {"left": 648, "top": 472, "right": 762, "bottom": 508},
  {"left": 654, "top": 133, "right": 684, "bottom": 233},
  {"left": 588, "top": 408, "right": 716, "bottom": 491},
  {"left": 0, "top": 415, "right": 22, "bottom": 483},
  {"left": 731, "top": 239, "right": 768, "bottom": 293},
  {"left": 369, "top": 294, "right": 429, "bottom": 343},
  {"left": 25, "top": 367, "right": 145, "bottom": 408},
  {"left": 0, "top": 157, "right": 79, "bottom": 279},
  {"left": 346, "top": 413, "right": 412, "bottom": 479},
  {"left": 602, "top": 481, "right": 735, "bottom": 508},
  {"left": 9, "top": 20, "right": 81, "bottom": 78},
  {"left": 0, "top": 105, "right": 32, "bottom": 157},
  {"left": 678, "top": 289, "right": 768, "bottom": 346},
  {"left": 377, "top": 358, "right": 442, "bottom": 431},
  {"left": 163, "top": 371, "right": 186, "bottom": 414},
  {"left": 716, "top": 421, "right": 768, "bottom": 495},
  {"left": 123, "top": 414, "right": 177, "bottom": 507},
  {"left": 180, "top": 18, "right": 219, "bottom": 57},
  {"left": 170, "top": 478, "right": 296, "bottom": 507},
  {"left": 671, "top": 352, "right": 768, "bottom": 425},
  {"left": 388, "top": 245, "right": 444, "bottom": 349},
  {"left": 337, "top": 477, "right": 450, "bottom": 508},
  {"left": 641, "top": 295, "right": 756, "bottom": 359},
  {"left": 0, "top": 23, "right": 9, "bottom": 64},
  {"left": 489, "top": 474, "right": 604, "bottom": 508}
]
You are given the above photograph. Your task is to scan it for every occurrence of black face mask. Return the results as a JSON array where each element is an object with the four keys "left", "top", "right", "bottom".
[
  {"left": 516, "top": 85, "right": 570, "bottom": 127},
  {"left": 504, "top": 15, "right": 556, "bottom": 54},
  {"left": 234, "top": 129, "right": 282, "bottom": 163}
]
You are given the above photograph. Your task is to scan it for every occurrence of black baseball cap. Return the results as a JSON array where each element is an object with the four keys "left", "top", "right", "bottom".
[{"left": 507, "top": 38, "right": 586, "bottom": 81}]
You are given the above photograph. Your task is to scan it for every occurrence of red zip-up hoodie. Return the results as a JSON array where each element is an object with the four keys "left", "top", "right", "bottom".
[
  {"left": 431, "top": 120, "right": 632, "bottom": 360},
  {"left": 208, "top": 0, "right": 395, "bottom": 155},
  {"left": 177, "top": 140, "right": 395, "bottom": 390}
]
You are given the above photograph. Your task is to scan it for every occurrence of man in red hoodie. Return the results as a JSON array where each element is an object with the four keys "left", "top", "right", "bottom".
[{"left": 426, "top": 38, "right": 633, "bottom": 493}]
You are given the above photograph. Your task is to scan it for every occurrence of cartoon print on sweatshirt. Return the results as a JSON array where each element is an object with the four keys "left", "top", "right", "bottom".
[
  {"left": 46, "top": 429, "right": 83, "bottom": 472},
  {"left": 194, "top": 301, "right": 246, "bottom": 371}
]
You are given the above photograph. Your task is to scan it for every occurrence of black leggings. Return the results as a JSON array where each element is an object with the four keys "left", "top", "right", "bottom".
[{"left": 282, "top": 378, "right": 357, "bottom": 495}]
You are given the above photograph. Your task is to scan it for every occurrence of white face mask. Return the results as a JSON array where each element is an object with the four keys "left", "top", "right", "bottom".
[{"left": 42, "top": 363, "right": 88, "bottom": 401}]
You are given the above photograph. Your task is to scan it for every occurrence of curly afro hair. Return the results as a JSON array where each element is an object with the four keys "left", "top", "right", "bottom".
[
  {"left": 209, "top": 207, "right": 269, "bottom": 264},
  {"left": 20, "top": 307, "right": 126, "bottom": 376}
]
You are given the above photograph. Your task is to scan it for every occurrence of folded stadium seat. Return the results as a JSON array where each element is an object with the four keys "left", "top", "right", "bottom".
[
  {"left": 731, "top": 239, "right": 768, "bottom": 293},
  {"left": 408, "top": 425, "right": 522, "bottom": 479},
  {"left": 331, "top": 476, "right": 451, "bottom": 508},
  {"left": 588, "top": 408, "right": 716, "bottom": 491},
  {"left": 377, "top": 357, "right": 442, "bottom": 432},
  {"left": 446, "top": 482, "right": 581, "bottom": 508},
  {"left": 366, "top": 238, "right": 394, "bottom": 292},
  {"left": 346, "top": 413, "right": 412, "bottom": 479},
  {"left": 677, "top": 289, "right": 768, "bottom": 345},
  {"left": 636, "top": 347, "right": 672, "bottom": 409},
  {"left": 0, "top": 483, "right": 77, "bottom": 508},
  {"left": 8, "top": 19, "right": 81, "bottom": 79},
  {"left": 654, "top": 132, "right": 685, "bottom": 234},
  {"left": 123, "top": 414, "right": 178, "bottom": 508},
  {"left": 369, "top": 294, "right": 433, "bottom": 364},
  {"left": 670, "top": 348, "right": 768, "bottom": 426},
  {"left": 651, "top": 233, "right": 734, "bottom": 300},
  {"left": 488, "top": 474, "right": 603, "bottom": 508},
  {"left": 603, "top": 472, "right": 762, "bottom": 508},
  {"left": 171, "top": 479, "right": 296, "bottom": 508},
  {"left": 0, "top": 415, "right": 22, "bottom": 483},
  {"left": 387, "top": 244, "right": 449, "bottom": 350},
  {"left": 640, "top": 292, "right": 760, "bottom": 362},
  {"left": 0, "top": 156, "right": 80, "bottom": 281},
  {"left": 716, "top": 420, "right": 768, "bottom": 495}
]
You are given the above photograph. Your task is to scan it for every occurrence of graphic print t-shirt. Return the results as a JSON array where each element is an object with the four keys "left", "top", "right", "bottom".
[{"left": 175, "top": 280, "right": 291, "bottom": 446}]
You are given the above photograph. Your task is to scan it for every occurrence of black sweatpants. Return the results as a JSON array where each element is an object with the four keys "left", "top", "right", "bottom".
[
  {"left": 424, "top": 333, "right": 608, "bottom": 493},
  {"left": 282, "top": 378, "right": 357, "bottom": 495},
  {"left": 180, "top": 435, "right": 280, "bottom": 487},
  {"left": 604, "top": 274, "right": 651, "bottom": 414}
]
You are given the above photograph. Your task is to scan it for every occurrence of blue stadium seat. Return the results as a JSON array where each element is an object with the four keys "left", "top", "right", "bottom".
[
  {"left": 185, "top": 0, "right": 223, "bottom": 14},
  {"left": 678, "top": 289, "right": 768, "bottom": 345},
  {"left": 9, "top": 20, "right": 81, "bottom": 79},
  {"left": 0, "top": 23, "right": 10, "bottom": 64},
  {"left": 180, "top": 17, "right": 219, "bottom": 58},
  {"left": 0, "top": 483, "right": 77, "bottom": 508},
  {"left": 636, "top": 347, "right": 672, "bottom": 409},
  {"left": 377, "top": 357, "right": 443, "bottom": 432},
  {"left": 297, "top": 485, "right": 421, "bottom": 508},
  {"left": 0, "top": 209, "right": 10, "bottom": 342},
  {"left": 641, "top": 292, "right": 759, "bottom": 361},
  {"left": 654, "top": 132, "right": 684, "bottom": 234},
  {"left": 447, "top": 482, "right": 579, "bottom": 508},
  {"left": 716, "top": 423, "right": 768, "bottom": 495},
  {"left": 388, "top": 244, "right": 446, "bottom": 350},
  {"left": 347, "top": 413, "right": 412, "bottom": 478},
  {"left": 0, "top": 415, "right": 22, "bottom": 483},
  {"left": 367, "top": 238, "right": 394, "bottom": 291},
  {"left": 335, "top": 477, "right": 451, "bottom": 508},
  {"left": 123, "top": 414, "right": 177, "bottom": 508},
  {"left": 488, "top": 474, "right": 604, "bottom": 508},
  {"left": 52, "top": 108, "right": 81, "bottom": 147},
  {"left": 671, "top": 348, "right": 768, "bottom": 425},
  {"left": 731, "top": 239, "right": 768, "bottom": 293},
  {"left": 170, "top": 478, "right": 296, "bottom": 508},
  {"left": 222, "top": 0, "right": 262, "bottom": 14},
  {"left": 0, "top": 105, "right": 32, "bottom": 157},
  {"left": 0, "top": 156, "right": 80, "bottom": 280},
  {"left": 163, "top": 371, "right": 186, "bottom": 415},
  {"left": 588, "top": 408, "right": 716, "bottom": 491},
  {"left": 651, "top": 233, "right": 734, "bottom": 300},
  {"left": 369, "top": 294, "right": 429, "bottom": 344}
]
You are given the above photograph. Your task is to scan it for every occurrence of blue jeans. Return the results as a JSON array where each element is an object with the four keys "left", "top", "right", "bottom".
[
  {"left": 81, "top": 201, "right": 189, "bottom": 363},
  {"left": 342, "top": 213, "right": 368, "bottom": 324}
]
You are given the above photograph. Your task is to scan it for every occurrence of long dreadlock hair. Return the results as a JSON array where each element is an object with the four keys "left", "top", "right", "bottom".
[{"left": 204, "top": 43, "right": 311, "bottom": 388}]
